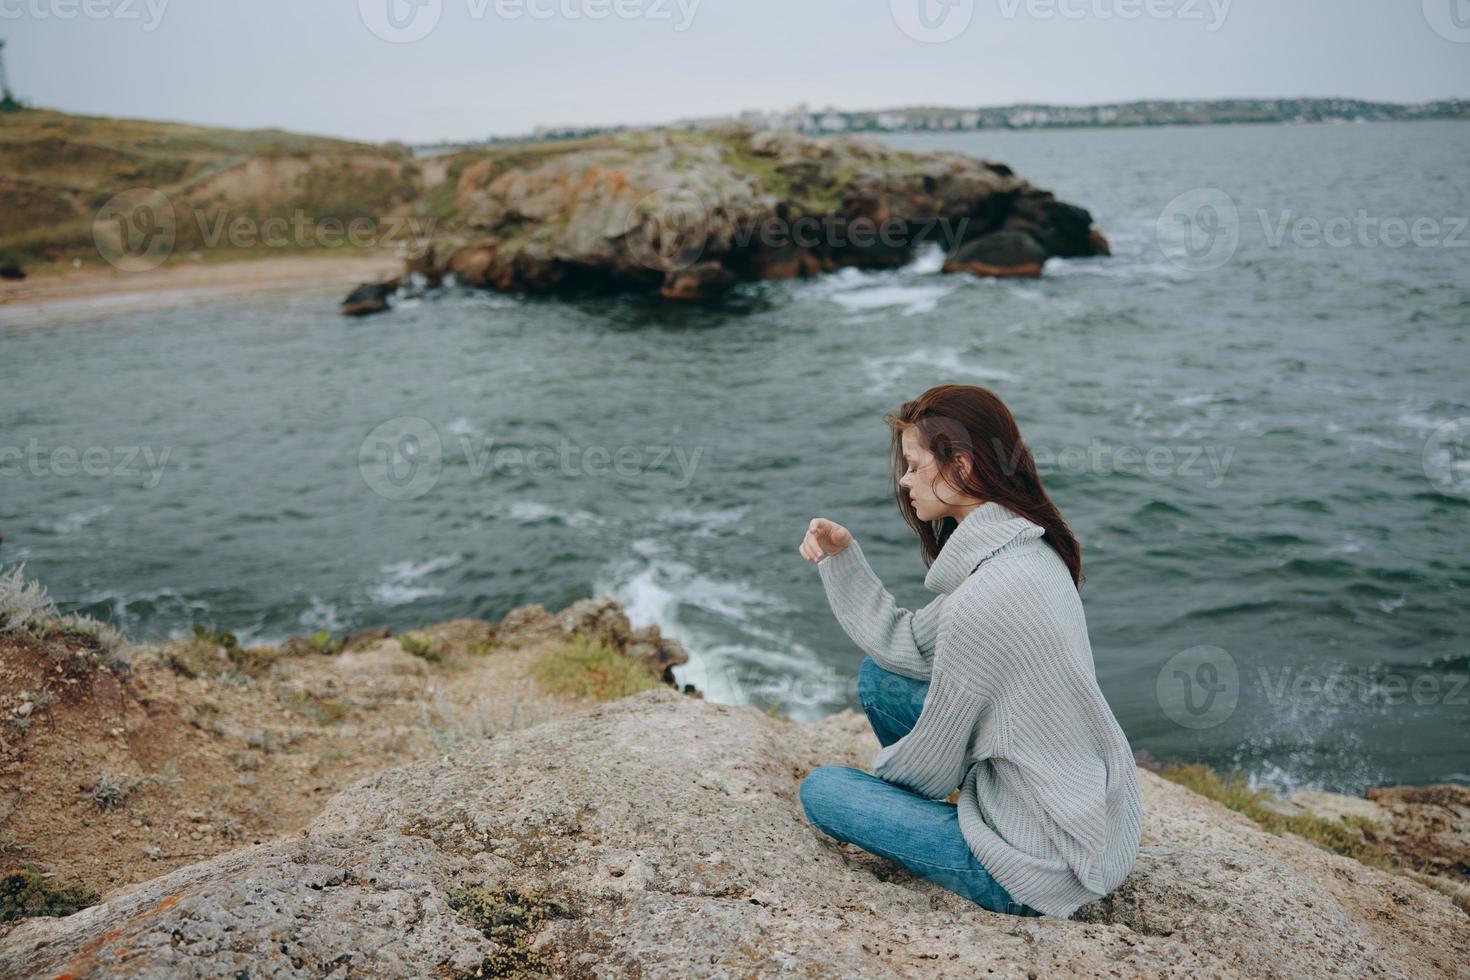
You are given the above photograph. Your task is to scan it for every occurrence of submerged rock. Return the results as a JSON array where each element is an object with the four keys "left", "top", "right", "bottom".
[
  {"left": 340, "top": 278, "right": 400, "bottom": 316},
  {"left": 3, "top": 689, "right": 1465, "bottom": 977},
  {"left": 942, "top": 229, "right": 1050, "bottom": 278}
]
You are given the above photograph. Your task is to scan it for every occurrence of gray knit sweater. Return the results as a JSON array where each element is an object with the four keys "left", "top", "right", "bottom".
[{"left": 816, "top": 500, "right": 1142, "bottom": 917}]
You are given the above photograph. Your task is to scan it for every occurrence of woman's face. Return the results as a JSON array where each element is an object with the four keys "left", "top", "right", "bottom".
[{"left": 900, "top": 426, "right": 976, "bottom": 522}]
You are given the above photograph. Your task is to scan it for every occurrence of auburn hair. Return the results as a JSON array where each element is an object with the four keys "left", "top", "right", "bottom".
[{"left": 884, "top": 383, "right": 1084, "bottom": 590}]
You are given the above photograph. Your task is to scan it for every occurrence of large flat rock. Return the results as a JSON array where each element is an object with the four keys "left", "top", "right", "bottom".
[{"left": 4, "top": 688, "right": 1466, "bottom": 978}]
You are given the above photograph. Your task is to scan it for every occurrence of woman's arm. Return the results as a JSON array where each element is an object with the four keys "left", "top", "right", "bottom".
[{"left": 816, "top": 538, "right": 945, "bottom": 680}]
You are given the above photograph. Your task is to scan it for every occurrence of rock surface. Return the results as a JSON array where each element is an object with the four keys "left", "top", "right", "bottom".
[
  {"left": 3, "top": 688, "right": 1465, "bottom": 978},
  {"left": 409, "top": 124, "right": 1109, "bottom": 300}
]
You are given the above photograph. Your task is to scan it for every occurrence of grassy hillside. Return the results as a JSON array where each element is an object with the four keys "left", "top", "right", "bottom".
[{"left": 0, "top": 108, "right": 423, "bottom": 271}]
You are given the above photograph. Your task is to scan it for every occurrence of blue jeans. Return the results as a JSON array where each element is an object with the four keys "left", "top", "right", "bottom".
[{"left": 798, "top": 655, "right": 1043, "bottom": 917}]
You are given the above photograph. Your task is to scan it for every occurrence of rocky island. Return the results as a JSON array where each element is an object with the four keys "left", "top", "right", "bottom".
[{"left": 398, "top": 123, "right": 1110, "bottom": 302}]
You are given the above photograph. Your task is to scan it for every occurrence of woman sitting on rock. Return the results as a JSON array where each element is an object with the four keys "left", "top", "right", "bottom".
[{"left": 797, "top": 383, "right": 1142, "bottom": 918}]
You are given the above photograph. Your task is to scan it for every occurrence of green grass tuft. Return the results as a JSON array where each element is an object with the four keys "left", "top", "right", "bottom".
[
  {"left": 531, "top": 635, "right": 664, "bottom": 702},
  {"left": 1152, "top": 762, "right": 1394, "bottom": 869},
  {"left": 397, "top": 632, "right": 443, "bottom": 663}
]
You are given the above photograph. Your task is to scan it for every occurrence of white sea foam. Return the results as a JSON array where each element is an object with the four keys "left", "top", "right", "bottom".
[
  {"left": 830, "top": 284, "right": 955, "bottom": 316},
  {"left": 506, "top": 500, "right": 602, "bottom": 528},
  {"left": 299, "top": 595, "right": 346, "bottom": 632},
  {"left": 369, "top": 554, "right": 462, "bottom": 606},
  {"left": 593, "top": 549, "right": 804, "bottom": 707},
  {"left": 654, "top": 505, "right": 750, "bottom": 537}
]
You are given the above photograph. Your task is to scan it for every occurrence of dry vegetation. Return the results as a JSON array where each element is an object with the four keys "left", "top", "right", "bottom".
[{"left": 0, "top": 563, "right": 687, "bottom": 922}]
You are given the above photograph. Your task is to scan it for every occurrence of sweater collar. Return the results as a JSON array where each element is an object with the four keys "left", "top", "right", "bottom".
[{"left": 923, "top": 500, "right": 1047, "bottom": 594}]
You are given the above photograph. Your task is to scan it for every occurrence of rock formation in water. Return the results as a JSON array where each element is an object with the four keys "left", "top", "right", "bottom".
[
  {"left": 3, "top": 686, "right": 1466, "bottom": 978},
  {"left": 339, "top": 278, "right": 400, "bottom": 316},
  {"left": 402, "top": 123, "right": 1110, "bottom": 302}
]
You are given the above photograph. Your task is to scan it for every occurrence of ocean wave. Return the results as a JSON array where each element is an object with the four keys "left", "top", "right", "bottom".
[
  {"left": 505, "top": 500, "right": 604, "bottom": 529},
  {"left": 47, "top": 504, "right": 113, "bottom": 534},
  {"left": 862, "top": 346, "right": 1019, "bottom": 390}
]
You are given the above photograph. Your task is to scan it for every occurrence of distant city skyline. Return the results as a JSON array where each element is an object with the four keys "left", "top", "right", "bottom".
[{"left": 6, "top": 0, "right": 1470, "bottom": 142}]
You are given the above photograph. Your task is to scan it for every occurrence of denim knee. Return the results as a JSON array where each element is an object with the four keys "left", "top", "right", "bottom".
[
  {"left": 798, "top": 765, "right": 849, "bottom": 829},
  {"left": 857, "top": 656, "right": 922, "bottom": 714}
]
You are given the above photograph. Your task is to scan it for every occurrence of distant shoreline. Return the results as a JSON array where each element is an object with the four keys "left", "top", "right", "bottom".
[{"left": 0, "top": 253, "right": 402, "bottom": 328}]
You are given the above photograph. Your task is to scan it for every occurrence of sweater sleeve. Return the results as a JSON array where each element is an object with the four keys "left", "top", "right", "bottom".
[
  {"left": 816, "top": 539, "right": 945, "bottom": 680},
  {"left": 867, "top": 586, "right": 997, "bottom": 801}
]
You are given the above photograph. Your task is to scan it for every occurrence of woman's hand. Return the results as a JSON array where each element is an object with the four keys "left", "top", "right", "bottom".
[{"left": 800, "top": 517, "right": 852, "bottom": 562}]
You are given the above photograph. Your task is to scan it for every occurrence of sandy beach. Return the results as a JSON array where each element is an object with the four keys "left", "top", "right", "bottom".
[{"left": 0, "top": 253, "right": 404, "bottom": 328}]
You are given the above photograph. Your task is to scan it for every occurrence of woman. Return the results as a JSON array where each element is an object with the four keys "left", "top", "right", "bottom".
[{"left": 796, "top": 384, "right": 1142, "bottom": 919}]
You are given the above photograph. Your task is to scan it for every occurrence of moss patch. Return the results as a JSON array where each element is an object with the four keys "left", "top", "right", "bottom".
[
  {"left": 1, "top": 865, "right": 99, "bottom": 923},
  {"left": 447, "top": 883, "right": 577, "bottom": 976}
]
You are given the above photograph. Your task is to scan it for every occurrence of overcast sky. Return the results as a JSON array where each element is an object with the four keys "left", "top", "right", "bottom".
[{"left": 6, "top": 0, "right": 1469, "bottom": 142}]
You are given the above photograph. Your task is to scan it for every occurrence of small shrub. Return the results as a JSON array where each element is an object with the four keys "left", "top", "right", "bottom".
[
  {"left": 87, "top": 774, "right": 128, "bottom": 811},
  {"left": 0, "top": 565, "right": 51, "bottom": 634},
  {"left": 305, "top": 629, "right": 340, "bottom": 654},
  {"left": 280, "top": 689, "right": 348, "bottom": 725},
  {"left": 532, "top": 635, "right": 663, "bottom": 702},
  {"left": 1, "top": 865, "right": 99, "bottom": 923},
  {"left": 0, "top": 564, "right": 126, "bottom": 667},
  {"left": 398, "top": 632, "right": 443, "bottom": 664}
]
